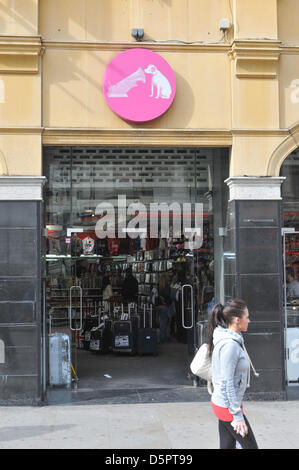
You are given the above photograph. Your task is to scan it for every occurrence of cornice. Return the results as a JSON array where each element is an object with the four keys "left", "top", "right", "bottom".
[
  {"left": 225, "top": 176, "right": 285, "bottom": 201},
  {"left": 0, "top": 176, "right": 46, "bottom": 201},
  {"left": 41, "top": 39, "right": 231, "bottom": 54},
  {"left": 0, "top": 35, "right": 44, "bottom": 73},
  {"left": 42, "top": 127, "right": 232, "bottom": 147},
  {"left": 0, "top": 35, "right": 44, "bottom": 53},
  {"left": 280, "top": 44, "right": 299, "bottom": 55},
  {"left": 231, "top": 128, "right": 288, "bottom": 137},
  {"left": 229, "top": 39, "right": 281, "bottom": 55},
  {"left": 1, "top": 36, "right": 295, "bottom": 57},
  {"left": 228, "top": 39, "right": 281, "bottom": 79},
  {"left": 0, "top": 127, "right": 43, "bottom": 134},
  {"left": 0, "top": 126, "right": 288, "bottom": 144},
  {"left": 41, "top": 38, "right": 294, "bottom": 56},
  {"left": 41, "top": 127, "right": 292, "bottom": 146}
]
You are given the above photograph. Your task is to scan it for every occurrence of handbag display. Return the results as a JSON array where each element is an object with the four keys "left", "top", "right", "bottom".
[{"left": 190, "top": 343, "right": 213, "bottom": 394}]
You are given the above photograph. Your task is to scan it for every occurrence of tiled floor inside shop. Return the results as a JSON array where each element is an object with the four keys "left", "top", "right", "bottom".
[{"left": 46, "top": 340, "right": 211, "bottom": 406}]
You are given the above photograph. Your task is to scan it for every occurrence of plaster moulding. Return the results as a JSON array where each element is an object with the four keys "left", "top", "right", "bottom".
[
  {"left": 42, "top": 128, "right": 232, "bottom": 147},
  {"left": 267, "top": 122, "right": 299, "bottom": 175},
  {"left": 0, "top": 176, "right": 46, "bottom": 201},
  {"left": 225, "top": 176, "right": 285, "bottom": 201},
  {"left": 0, "top": 36, "right": 45, "bottom": 74},
  {"left": 42, "top": 40, "right": 230, "bottom": 54},
  {"left": 228, "top": 40, "right": 281, "bottom": 79}
]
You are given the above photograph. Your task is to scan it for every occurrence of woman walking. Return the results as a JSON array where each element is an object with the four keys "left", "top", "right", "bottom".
[{"left": 208, "top": 298, "right": 259, "bottom": 449}]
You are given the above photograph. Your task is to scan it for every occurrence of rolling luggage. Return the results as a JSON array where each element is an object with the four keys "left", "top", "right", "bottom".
[
  {"left": 49, "top": 333, "right": 71, "bottom": 387},
  {"left": 112, "top": 314, "right": 139, "bottom": 354},
  {"left": 137, "top": 305, "right": 158, "bottom": 356},
  {"left": 89, "top": 320, "right": 113, "bottom": 354}
]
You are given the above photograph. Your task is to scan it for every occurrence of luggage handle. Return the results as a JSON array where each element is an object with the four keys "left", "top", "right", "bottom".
[
  {"left": 128, "top": 302, "right": 137, "bottom": 317},
  {"left": 143, "top": 304, "right": 153, "bottom": 328}
]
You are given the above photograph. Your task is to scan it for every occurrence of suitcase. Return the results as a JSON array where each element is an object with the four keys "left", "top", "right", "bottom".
[
  {"left": 137, "top": 305, "right": 158, "bottom": 356},
  {"left": 112, "top": 315, "right": 139, "bottom": 354},
  {"left": 89, "top": 321, "right": 113, "bottom": 354},
  {"left": 49, "top": 333, "right": 71, "bottom": 387}
]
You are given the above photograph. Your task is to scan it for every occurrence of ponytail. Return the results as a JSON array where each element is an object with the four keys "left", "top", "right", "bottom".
[
  {"left": 207, "top": 298, "right": 247, "bottom": 357},
  {"left": 208, "top": 303, "right": 226, "bottom": 357}
]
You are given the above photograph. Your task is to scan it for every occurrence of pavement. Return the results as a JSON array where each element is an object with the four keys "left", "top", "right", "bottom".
[{"left": 1, "top": 387, "right": 299, "bottom": 450}]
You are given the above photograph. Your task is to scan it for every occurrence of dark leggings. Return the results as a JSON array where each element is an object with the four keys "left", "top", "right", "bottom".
[{"left": 218, "top": 415, "right": 258, "bottom": 449}]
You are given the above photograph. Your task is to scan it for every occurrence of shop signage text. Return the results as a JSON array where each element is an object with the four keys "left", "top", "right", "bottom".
[{"left": 94, "top": 195, "right": 203, "bottom": 250}]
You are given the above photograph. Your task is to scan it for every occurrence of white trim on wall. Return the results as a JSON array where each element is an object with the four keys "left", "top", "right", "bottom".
[
  {"left": 225, "top": 176, "right": 286, "bottom": 201},
  {"left": 0, "top": 176, "right": 46, "bottom": 201}
]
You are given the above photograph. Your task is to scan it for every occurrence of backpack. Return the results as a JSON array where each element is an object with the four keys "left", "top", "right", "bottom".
[{"left": 190, "top": 343, "right": 213, "bottom": 395}]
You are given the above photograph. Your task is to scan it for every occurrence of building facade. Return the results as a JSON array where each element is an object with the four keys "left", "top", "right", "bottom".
[{"left": 0, "top": 0, "right": 298, "bottom": 405}]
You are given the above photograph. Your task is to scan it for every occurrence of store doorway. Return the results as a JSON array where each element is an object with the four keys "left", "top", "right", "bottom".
[
  {"left": 283, "top": 231, "right": 299, "bottom": 386},
  {"left": 42, "top": 146, "right": 228, "bottom": 403},
  {"left": 280, "top": 149, "right": 299, "bottom": 395}
]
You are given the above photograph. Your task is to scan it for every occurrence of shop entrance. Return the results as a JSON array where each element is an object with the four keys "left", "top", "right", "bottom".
[
  {"left": 280, "top": 149, "right": 299, "bottom": 393},
  {"left": 283, "top": 231, "right": 299, "bottom": 386},
  {"left": 42, "top": 146, "right": 228, "bottom": 403}
]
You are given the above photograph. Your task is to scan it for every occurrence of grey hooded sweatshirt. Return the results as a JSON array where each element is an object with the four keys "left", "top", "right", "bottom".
[{"left": 211, "top": 326, "right": 249, "bottom": 422}]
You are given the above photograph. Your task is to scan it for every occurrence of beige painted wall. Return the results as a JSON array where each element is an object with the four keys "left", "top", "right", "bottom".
[
  {"left": 279, "top": 54, "right": 299, "bottom": 129},
  {"left": 278, "top": 0, "right": 299, "bottom": 44},
  {"left": 39, "top": 0, "right": 233, "bottom": 43},
  {"left": 42, "top": 48, "right": 231, "bottom": 130},
  {"left": 232, "top": 0, "right": 278, "bottom": 39},
  {"left": 0, "top": 0, "right": 298, "bottom": 177},
  {"left": 0, "top": 133, "right": 41, "bottom": 175},
  {"left": 231, "top": 75, "right": 280, "bottom": 129},
  {"left": 0, "top": 74, "right": 41, "bottom": 126},
  {"left": 230, "top": 132, "right": 289, "bottom": 176},
  {"left": 0, "top": 0, "right": 38, "bottom": 35}
]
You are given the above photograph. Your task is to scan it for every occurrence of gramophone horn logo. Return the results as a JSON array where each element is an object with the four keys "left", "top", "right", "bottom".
[
  {"left": 103, "top": 48, "right": 176, "bottom": 122},
  {"left": 107, "top": 67, "right": 146, "bottom": 98}
]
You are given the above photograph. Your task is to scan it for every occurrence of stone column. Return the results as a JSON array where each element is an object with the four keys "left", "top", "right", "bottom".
[
  {"left": 0, "top": 176, "right": 46, "bottom": 405},
  {"left": 224, "top": 176, "right": 286, "bottom": 400}
]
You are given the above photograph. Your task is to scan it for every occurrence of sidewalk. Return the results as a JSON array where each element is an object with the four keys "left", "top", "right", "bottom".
[{"left": 0, "top": 395, "right": 299, "bottom": 449}]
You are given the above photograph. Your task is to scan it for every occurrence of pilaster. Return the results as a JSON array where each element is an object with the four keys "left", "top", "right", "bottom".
[
  {"left": 224, "top": 176, "right": 286, "bottom": 400},
  {"left": 0, "top": 175, "right": 46, "bottom": 405}
]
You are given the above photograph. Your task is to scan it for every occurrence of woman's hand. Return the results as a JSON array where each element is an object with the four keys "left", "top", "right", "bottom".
[{"left": 231, "top": 419, "right": 248, "bottom": 437}]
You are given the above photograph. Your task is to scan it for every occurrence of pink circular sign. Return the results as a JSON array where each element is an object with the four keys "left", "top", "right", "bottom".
[{"left": 103, "top": 48, "right": 176, "bottom": 122}]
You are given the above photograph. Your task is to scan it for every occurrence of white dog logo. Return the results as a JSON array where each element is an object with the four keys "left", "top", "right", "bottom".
[{"left": 144, "top": 64, "right": 172, "bottom": 99}]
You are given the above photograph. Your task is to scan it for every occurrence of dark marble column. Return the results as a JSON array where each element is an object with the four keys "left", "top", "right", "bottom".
[
  {"left": 0, "top": 177, "right": 46, "bottom": 405},
  {"left": 224, "top": 177, "right": 286, "bottom": 400}
]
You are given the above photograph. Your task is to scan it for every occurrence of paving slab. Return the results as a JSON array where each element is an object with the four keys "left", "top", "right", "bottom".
[{"left": 0, "top": 397, "right": 299, "bottom": 449}]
